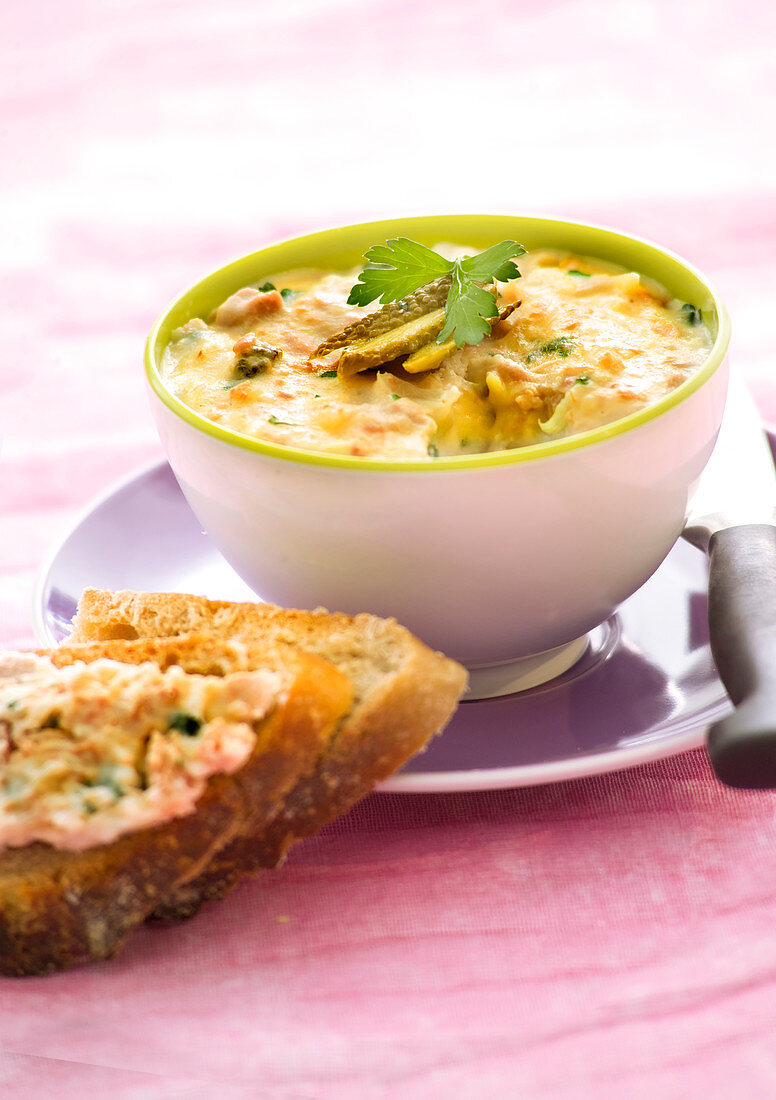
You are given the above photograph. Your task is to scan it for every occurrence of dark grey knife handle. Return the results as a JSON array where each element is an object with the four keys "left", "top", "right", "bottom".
[{"left": 707, "top": 524, "right": 776, "bottom": 788}]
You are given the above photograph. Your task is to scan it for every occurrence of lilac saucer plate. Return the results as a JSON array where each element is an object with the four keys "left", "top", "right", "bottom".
[{"left": 35, "top": 434, "right": 776, "bottom": 791}]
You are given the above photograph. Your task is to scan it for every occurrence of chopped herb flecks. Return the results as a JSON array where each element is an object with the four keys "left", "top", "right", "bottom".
[
  {"left": 268, "top": 414, "right": 295, "bottom": 426},
  {"left": 427, "top": 441, "right": 439, "bottom": 457},
  {"left": 84, "top": 768, "right": 125, "bottom": 799},
  {"left": 568, "top": 269, "right": 591, "bottom": 278},
  {"left": 168, "top": 712, "right": 202, "bottom": 736},
  {"left": 257, "top": 282, "right": 294, "bottom": 300},
  {"left": 391, "top": 393, "right": 401, "bottom": 401},
  {"left": 681, "top": 303, "right": 702, "bottom": 325},
  {"left": 526, "top": 337, "right": 574, "bottom": 363},
  {"left": 575, "top": 375, "right": 591, "bottom": 385},
  {"left": 319, "top": 370, "right": 338, "bottom": 378}
]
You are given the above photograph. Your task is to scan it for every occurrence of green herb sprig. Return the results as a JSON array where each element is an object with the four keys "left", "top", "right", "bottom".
[{"left": 347, "top": 238, "right": 525, "bottom": 349}]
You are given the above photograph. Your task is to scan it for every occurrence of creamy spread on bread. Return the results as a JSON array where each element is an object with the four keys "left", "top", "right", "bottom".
[
  {"left": 162, "top": 248, "right": 713, "bottom": 459},
  {"left": 0, "top": 653, "right": 282, "bottom": 850}
]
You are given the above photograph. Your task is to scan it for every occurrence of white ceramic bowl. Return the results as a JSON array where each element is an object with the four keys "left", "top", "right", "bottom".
[{"left": 145, "top": 215, "right": 730, "bottom": 673}]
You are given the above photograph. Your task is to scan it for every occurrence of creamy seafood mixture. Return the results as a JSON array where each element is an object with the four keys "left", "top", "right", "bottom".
[
  {"left": 162, "top": 249, "right": 713, "bottom": 459},
  {"left": 0, "top": 653, "right": 281, "bottom": 850}
]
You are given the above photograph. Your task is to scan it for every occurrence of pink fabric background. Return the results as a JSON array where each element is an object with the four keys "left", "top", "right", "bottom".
[{"left": 3, "top": 1, "right": 776, "bottom": 1095}]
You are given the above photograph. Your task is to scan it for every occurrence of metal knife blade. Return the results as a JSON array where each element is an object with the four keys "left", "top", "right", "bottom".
[{"left": 683, "top": 378, "right": 776, "bottom": 552}]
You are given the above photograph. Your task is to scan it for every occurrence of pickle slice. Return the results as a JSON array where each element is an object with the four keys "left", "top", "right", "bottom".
[
  {"left": 234, "top": 343, "right": 282, "bottom": 378},
  {"left": 402, "top": 301, "right": 520, "bottom": 375},
  {"left": 314, "top": 275, "right": 451, "bottom": 358},
  {"left": 403, "top": 339, "right": 457, "bottom": 374},
  {"left": 492, "top": 300, "right": 520, "bottom": 325},
  {"left": 337, "top": 308, "right": 447, "bottom": 376}
]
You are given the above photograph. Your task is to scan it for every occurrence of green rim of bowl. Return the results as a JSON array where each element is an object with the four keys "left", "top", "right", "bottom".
[{"left": 145, "top": 214, "right": 731, "bottom": 473}]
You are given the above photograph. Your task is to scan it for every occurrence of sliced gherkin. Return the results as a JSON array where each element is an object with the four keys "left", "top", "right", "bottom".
[
  {"left": 234, "top": 343, "right": 282, "bottom": 378},
  {"left": 337, "top": 308, "right": 447, "bottom": 376},
  {"left": 403, "top": 338, "right": 457, "bottom": 374},
  {"left": 402, "top": 301, "right": 520, "bottom": 375},
  {"left": 490, "top": 300, "right": 520, "bottom": 327},
  {"left": 314, "top": 275, "right": 452, "bottom": 358}
]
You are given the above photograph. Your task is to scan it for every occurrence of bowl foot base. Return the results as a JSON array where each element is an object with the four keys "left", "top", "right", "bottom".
[{"left": 465, "top": 635, "right": 590, "bottom": 701}]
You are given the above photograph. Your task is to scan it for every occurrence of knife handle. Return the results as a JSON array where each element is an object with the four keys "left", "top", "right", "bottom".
[{"left": 707, "top": 524, "right": 776, "bottom": 788}]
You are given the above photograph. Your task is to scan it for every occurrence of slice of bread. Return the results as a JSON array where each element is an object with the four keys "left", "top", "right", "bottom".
[
  {"left": 67, "top": 590, "right": 468, "bottom": 920},
  {"left": 0, "top": 636, "right": 351, "bottom": 975}
]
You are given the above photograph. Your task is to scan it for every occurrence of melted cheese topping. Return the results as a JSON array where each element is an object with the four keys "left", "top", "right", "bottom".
[
  {"left": 0, "top": 654, "right": 282, "bottom": 850},
  {"left": 162, "top": 248, "right": 713, "bottom": 459}
]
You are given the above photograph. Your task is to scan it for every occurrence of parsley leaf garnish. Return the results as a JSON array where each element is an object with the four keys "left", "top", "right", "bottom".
[
  {"left": 348, "top": 239, "right": 452, "bottom": 306},
  {"left": 268, "top": 414, "right": 295, "bottom": 426},
  {"left": 347, "top": 237, "right": 525, "bottom": 349},
  {"left": 459, "top": 241, "right": 523, "bottom": 283},
  {"left": 438, "top": 264, "right": 499, "bottom": 347},
  {"left": 681, "top": 303, "right": 702, "bottom": 325},
  {"left": 319, "top": 370, "right": 338, "bottom": 378}
]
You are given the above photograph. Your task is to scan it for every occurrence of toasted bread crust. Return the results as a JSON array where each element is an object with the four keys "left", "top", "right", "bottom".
[
  {"left": 68, "top": 589, "right": 279, "bottom": 645},
  {"left": 0, "top": 768, "right": 245, "bottom": 975},
  {"left": 151, "top": 642, "right": 466, "bottom": 919},
  {"left": 68, "top": 591, "right": 468, "bottom": 921},
  {"left": 0, "top": 637, "right": 351, "bottom": 974},
  {"left": 255, "top": 634, "right": 466, "bottom": 862}
]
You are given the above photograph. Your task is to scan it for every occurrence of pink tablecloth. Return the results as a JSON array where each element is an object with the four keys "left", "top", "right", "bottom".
[{"left": 3, "top": 2, "right": 776, "bottom": 1096}]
